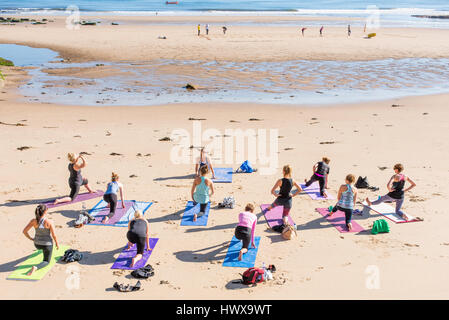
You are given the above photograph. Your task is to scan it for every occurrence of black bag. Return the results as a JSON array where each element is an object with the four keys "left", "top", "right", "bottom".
[
  {"left": 131, "top": 264, "right": 154, "bottom": 279},
  {"left": 272, "top": 224, "right": 286, "bottom": 233},
  {"left": 113, "top": 281, "right": 141, "bottom": 292},
  {"left": 355, "top": 176, "right": 370, "bottom": 189},
  {"left": 61, "top": 249, "right": 83, "bottom": 263}
]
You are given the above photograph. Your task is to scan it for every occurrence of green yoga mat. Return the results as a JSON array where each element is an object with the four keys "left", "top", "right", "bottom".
[{"left": 8, "top": 245, "right": 69, "bottom": 281}]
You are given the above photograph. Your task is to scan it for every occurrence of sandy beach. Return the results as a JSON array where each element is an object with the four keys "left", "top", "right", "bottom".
[{"left": 1, "top": 13, "right": 449, "bottom": 300}]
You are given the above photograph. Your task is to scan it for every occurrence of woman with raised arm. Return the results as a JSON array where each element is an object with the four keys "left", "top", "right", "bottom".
[
  {"left": 191, "top": 165, "right": 214, "bottom": 222},
  {"left": 194, "top": 147, "right": 216, "bottom": 179},
  {"left": 54, "top": 153, "right": 93, "bottom": 205}
]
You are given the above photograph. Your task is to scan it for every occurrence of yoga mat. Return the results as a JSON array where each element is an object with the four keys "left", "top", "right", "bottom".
[
  {"left": 87, "top": 200, "right": 152, "bottom": 227},
  {"left": 362, "top": 200, "right": 420, "bottom": 224},
  {"left": 111, "top": 238, "right": 159, "bottom": 270},
  {"left": 260, "top": 204, "right": 295, "bottom": 228},
  {"left": 316, "top": 208, "right": 364, "bottom": 233},
  {"left": 43, "top": 190, "right": 104, "bottom": 209},
  {"left": 223, "top": 236, "right": 260, "bottom": 268},
  {"left": 8, "top": 245, "right": 69, "bottom": 281},
  {"left": 300, "top": 182, "right": 335, "bottom": 200},
  {"left": 181, "top": 201, "right": 211, "bottom": 226},
  {"left": 212, "top": 167, "right": 233, "bottom": 183}
]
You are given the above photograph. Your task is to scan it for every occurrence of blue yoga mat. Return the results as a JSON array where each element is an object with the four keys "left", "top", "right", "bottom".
[
  {"left": 222, "top": 236, "right": 261, "bottom": 268},
  {"left": 212, "top": 167, "right": 233, "bottom": 183},
  {"left": 181, "top": 201, "right": 211, "bottom": 226}
]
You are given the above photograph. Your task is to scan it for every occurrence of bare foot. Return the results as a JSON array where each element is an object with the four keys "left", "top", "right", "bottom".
[
  {"left": 304, "top": 179, "right": 307, "bottom": 184},
  {"left": 27, "top": 266, "right": 37, "bottom": 276},
  {"left": 130, "top": 257, "right": 136, "bottom": 268},
  {"left": 322, "top": 193, "right": 328, "bottom": 198},
  {"left": 193, "top": 214, "right": 197, "bottom": 222},
  {"left": 365, "top": 197, "right": 372, "bottom": 206},
  {"left": 347, "top": 223, "right": 353, "bottom": 231},
  {"left": 102, "top": 216, "right": 109, "bottom": 224},
  {"left": 402, "top": 214, "right": 409, "bottom": 221},
  {"left": 238, "top": 251, "right": 243, "bottom": 261}
]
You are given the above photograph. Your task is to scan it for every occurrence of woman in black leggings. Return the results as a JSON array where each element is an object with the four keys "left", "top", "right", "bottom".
[
  {"left": 126, "top": 210, "right": 150, "bottom": 267},
  {"left": 23, "top": 204, "right": 60, "bottom": 276},
  {"left": 54, "top": 153, "right": 94, "bottom": 205},
  {"left": 304, "top": 156, "right": 330, "bottom": 198}
]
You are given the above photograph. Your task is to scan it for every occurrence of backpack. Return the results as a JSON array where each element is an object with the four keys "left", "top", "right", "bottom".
[
  {"left": 281, "top": 224, "right": 297, "bottom": 240},
  {"left": 236, "top": 160, "right": 254, "bottom": 173},
  {"left": 371, "top": 219, "right": 390, "bottom": 234},
  {"left": 241, "top": 267, "right": 265, "bottom": 285},
  {"left": 131, "top": 264, "right": 155, "bottom": 279},
  {"left": 61, "top": 249, "right": 83, "bottom": 263},
  {"left": 355, "top": 176, "right": 370, "bottom": 189}
]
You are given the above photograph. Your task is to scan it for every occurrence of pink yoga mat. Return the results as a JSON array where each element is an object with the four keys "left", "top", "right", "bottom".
[
  {"left": 89, "top": 201, "right": 135, "bottom": 225},
  {"left": 316, "top": 208, "right": 364, "bottom": 233},
  {"left": 301, "top": 183, "right": 335, "bottom": 200},
  {"left": 260, "top": 204, "right": 295, "bottom": 228},
  {"left": 43, "top": 190, "right": 104, "bottom": 209}
]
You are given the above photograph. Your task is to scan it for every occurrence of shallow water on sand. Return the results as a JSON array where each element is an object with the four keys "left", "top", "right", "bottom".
[{"left": 2, "top": 44, "right": 449, "bottom": 106}]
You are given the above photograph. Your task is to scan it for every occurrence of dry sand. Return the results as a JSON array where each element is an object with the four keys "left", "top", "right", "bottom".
[
  {"left": 0, "top": 16, "right": 449, "bottom": 300},
  {"left": 1, "top": 16, "right": 449, "bottom": 62}
]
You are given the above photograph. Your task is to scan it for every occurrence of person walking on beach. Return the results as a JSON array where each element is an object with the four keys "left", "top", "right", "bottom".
[
  {"left": 264, "top": 165, "right": 302, "bottom": 225},
  {"left": 22, "top": 204, "right": 60, "bottom": 276},
  {"left": 195, "top": 147, "right": 216, "bottom": 179},
  {"left": 235, "top": 203, "right": 257, "bottom": 261},
  {"left": 102, "top": 172, "right": 125, "bottom": 223},
  {"left": 191, "top": 165, "right": 214, "bottom": 222},
  {"left": 301, "top": 27, "right": 307, "bottom": 37},
  {"left": 222, "top": 26, "right": 227, "bottom": 35},
  {"left": 320, "top": 26, "right": 324, "bottom": 37},
  {"left": 366, "top": 163, "right": 416, "bottom": 221},
  {"left": 126, "top": 210, "right": 150, "bottom": 267},
  {"left": 53, "top": 153, "right": 94, "bottom": 205},
  {"left": 348, "top": 24, "right": 351, "bottom": 37},
  {"left": 304, "top": 157, "right": 331, "bottom": 198},
  {"left": 329, "top": 174, "right": 357, "bottom": 231},
  {"left": 197, "top": 24, "right": 201, "bottom": 36},
  {"left": 205, "top": 24, "right": 209, "bottom": 35}
]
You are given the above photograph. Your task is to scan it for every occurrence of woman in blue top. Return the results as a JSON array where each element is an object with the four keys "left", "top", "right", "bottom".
[
  {"left": 191, "top": 165, "right": 214, "bottom": 222},
  {"left": 329, "top": 174, "right": 357, "bottom": 231},
  {"left": 102, "top": 172, "right": 125, "bottom": 223}
]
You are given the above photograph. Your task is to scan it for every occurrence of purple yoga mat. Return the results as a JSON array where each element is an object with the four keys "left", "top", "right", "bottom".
[
  {"left": 261, "top": 204, "right": 295, "bottom": 228},
  {"left": 44, "top": 190, "right": 104, "bottom": 209},
  {"left": 316, "top": 208, "right": 364, "bottom": 233},
  {"left": 301, "top": 183, "right": 335, "bottom": 200},
  {"left": 89, "top": 201, "right": 134, "bottom": 225},
  {"left": 111, "top": 238, "right": 159, "bottom": 270}
]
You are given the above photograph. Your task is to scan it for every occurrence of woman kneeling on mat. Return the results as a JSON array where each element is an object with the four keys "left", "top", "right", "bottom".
[
  {"left": 329, "top": 174, "right": 357, "bottom": 231},
  {"left": 22, "top": 204, "right": 60, "bottom": 276},
  {"left": 102, "top": 172, "right": 125, "bottom": 223},
  {"left": 235, "top": 203, "right": 257, "bottom": 261},
  {"left": 304, "top": 157, "right": 330, "bottom": 198},
  {"left": 366, "top": 163, "right": 416, "bottom": 221},
  {"left": 191, "top": 165, "right": 214, "bottom": 222},
  {"left": 54, "top": 153, "right": 94, "bottom": 205},
  {"left": 195, "top": 147, "right": 216, "bottom": 179},
  {"left": 266, "top": 165, "right": 302, "bottom": 225},
  {"left": 126, "top": 210, "right": 150, "bottom": 267}
]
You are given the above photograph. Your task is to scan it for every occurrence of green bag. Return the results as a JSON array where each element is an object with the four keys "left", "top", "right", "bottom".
[{"left": 371, "top": 219, "right": 390, "bottom": 234}]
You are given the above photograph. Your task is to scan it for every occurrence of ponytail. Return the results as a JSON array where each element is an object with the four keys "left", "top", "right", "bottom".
[{"left": 35, "top": 204, "right": 47, "bottom": 223}]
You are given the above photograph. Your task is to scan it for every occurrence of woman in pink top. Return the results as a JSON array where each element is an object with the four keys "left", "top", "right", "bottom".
[{"left": 234, "top": 203, "right": 257, "bottom": 261}]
